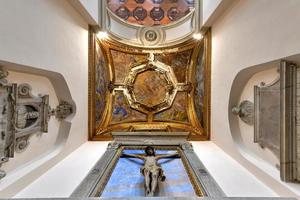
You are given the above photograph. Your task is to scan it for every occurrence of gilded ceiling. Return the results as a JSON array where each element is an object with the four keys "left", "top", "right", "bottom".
[{"left": 88, "top": 28, "right": 211, "bottom": 140}]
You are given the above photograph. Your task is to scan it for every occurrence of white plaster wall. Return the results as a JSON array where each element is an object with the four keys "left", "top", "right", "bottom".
[
  {"left": 202, "top": 0, "right": 222, "bottom": 25},
  {"left": 14, "top": 141, "right": 277, "bottom": 198},
  {"left": 0, "top": 0, "right": 90, "bottom": 197},
  {"left": 79, "top": 0, "right": 99, "bottom": 24},
  {"left": 14, "top": 142, "right": 109, "bottom": 198},
  {"left": 192, "top": 142, "right": 277, "bottom": 197},
  {"left": 211, "top": 0, "right": 300, "bottom": 197}
]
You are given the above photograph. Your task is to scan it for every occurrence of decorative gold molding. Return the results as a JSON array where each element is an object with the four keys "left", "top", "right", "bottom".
[{"left": 88, "top": 26, "right": 211, "bottom": 141}]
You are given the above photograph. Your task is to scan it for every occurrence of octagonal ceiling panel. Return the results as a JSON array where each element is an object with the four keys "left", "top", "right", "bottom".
[
  {"left": 133, "top": 70, "right": 168, "bottom": 107},
  {"left": 123, "top": 58, "right": 177, "bottom": 114}
]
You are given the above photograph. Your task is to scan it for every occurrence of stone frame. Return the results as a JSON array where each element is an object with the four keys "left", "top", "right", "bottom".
[
  {"left": 279, "top": 60, "right": 298, "bottom": 182},
  {"left": 252, "top": 60, "right": 300, "bottom": 182},
  {"left": 71, "top": 132, "right": 224, "bottom": 198},
  {"left": 254, "top": 74, "right": 280, "bottom": 158}
]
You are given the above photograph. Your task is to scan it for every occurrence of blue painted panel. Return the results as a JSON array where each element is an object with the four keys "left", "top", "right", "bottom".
[{"left": 101, "top": 150, "right": 196, "bottom": 197}]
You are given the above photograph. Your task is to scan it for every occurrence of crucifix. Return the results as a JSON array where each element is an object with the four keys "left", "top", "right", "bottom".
[{"left": 122, "top": 146, "right": 179, "bottom": 196}]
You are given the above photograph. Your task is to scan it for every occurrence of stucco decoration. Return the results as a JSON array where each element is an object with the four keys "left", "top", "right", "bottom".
[
  {"left": 89, "top": 28, "right": 211, "bottom": 140},
  {"left": 0, "top": 68, "right": 74, "bottom": 180}
]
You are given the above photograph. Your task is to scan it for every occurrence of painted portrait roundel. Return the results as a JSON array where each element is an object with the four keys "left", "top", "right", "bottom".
[{"left": 107, "top": 0, "right": 195, "bottom": 26}]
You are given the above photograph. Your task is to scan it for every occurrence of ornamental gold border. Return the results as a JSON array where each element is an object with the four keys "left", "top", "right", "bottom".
[{"left": 88, "top": 26, "right": 211, "bottom": 141}]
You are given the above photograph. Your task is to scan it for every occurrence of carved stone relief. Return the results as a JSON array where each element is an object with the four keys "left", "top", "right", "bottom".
[
  {"left": 0, "top": 70, "right": 16, "bottom": 179},
  {"left": 250, "top": 60, "right": 300, "bottom": 183},
  {"left": 254, "top": 78, "right": 281, "bottom": 159},
  {"left": 0, "top": 67, "right": 73, "bottom": 180},
  {"left": 232, "top": 100, "right": 254, "bottom": 125}
]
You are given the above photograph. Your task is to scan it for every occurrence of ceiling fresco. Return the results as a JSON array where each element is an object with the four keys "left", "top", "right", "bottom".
[
  {"left": 88, "top": 28, "right": 211, "bottom": 140},
  {"left": 133, "top": 70, "right": 169, "bottom": 107},
  {"left": 111, "top": 91, "right": 147, "bottom": 123},
  {"left": 95, "top": 39, "right": 109, "bottom": 124},
  {"left": 194, "top": 46, "right": 205, "bottom": 127},
  {"left": 154, "top": 92, "right": 189, "bottom": 122},
  {"left": 107, "top": 0, "right": 195, "bottom": 26},
  {"left": 111, "top": 50, "right": 148, "bottom": 83}
]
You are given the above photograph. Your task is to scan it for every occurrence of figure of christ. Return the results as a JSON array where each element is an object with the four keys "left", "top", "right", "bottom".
[{"left": 122, "top": 146, "right": 179, "bottom": 197}]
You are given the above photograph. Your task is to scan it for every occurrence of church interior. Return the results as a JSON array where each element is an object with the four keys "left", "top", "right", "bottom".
[{"left": 0, "top": 0, "right": 300, "bottom": 199}]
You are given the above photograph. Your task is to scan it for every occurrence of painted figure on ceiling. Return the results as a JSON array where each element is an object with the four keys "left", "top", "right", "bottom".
[{"left": 113, "top": 95, "right": 128, "bottom": 121}]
